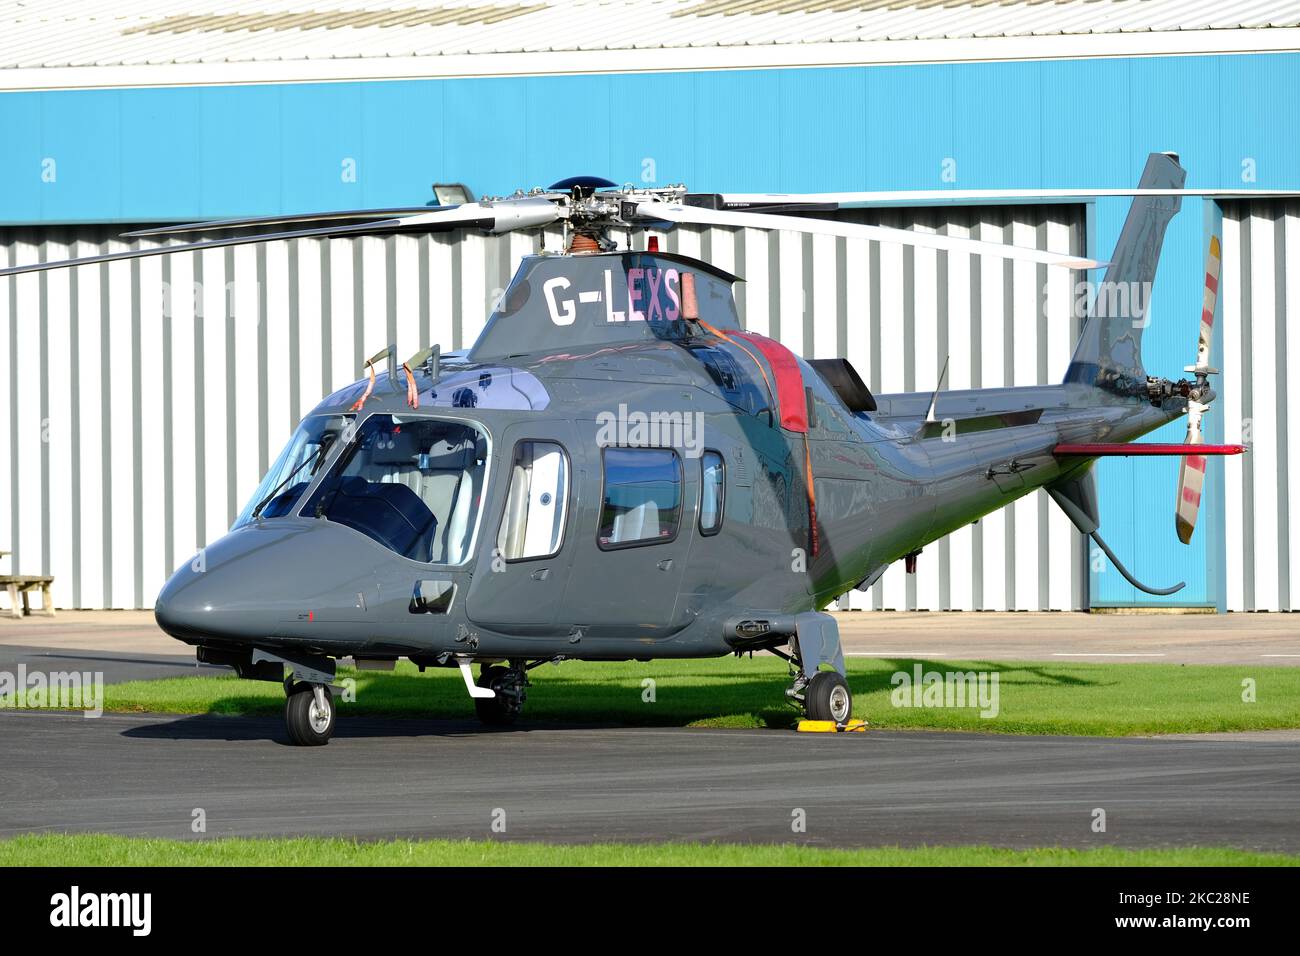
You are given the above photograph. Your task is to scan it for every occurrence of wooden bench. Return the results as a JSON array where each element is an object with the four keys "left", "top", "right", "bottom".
[{"left": 0, "top": 551, "right": 55, "bottom": 618}]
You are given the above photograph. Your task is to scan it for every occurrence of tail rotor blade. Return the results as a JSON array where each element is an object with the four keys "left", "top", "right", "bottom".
[
  {"left": 1176, "top": 233, "right": 1224, "bottom": 545},
  {"left": 1192, "top": 235, "right": 1222, "bottom": 373},
  {"left": 1175, "top": 403, "right": 1208, "bottom": 544}
]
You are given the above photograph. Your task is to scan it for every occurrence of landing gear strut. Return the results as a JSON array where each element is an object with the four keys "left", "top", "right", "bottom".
[
  {"left": 474, "top": 663, "right": 528, "bottom": 726},
  {"left": 774, "top": 612, "right": 852, "bottom": 724},
  {"left": 285, "top": 682, "right": 336, "bottom": 746}
]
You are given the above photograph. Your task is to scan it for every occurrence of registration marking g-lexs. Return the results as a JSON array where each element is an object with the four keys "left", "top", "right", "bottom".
[{"left": 544, "top": 267, "right": 683, "bottom": 326}]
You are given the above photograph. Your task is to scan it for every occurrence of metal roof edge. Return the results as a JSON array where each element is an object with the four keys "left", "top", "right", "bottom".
[{"left": 2, "top": 28, "right": 1299, "bottom": 93}]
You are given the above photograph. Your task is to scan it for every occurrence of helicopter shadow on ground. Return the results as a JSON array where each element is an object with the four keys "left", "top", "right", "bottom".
[{"left": 119, "top": 711, "right": 537, "bottom": 746}]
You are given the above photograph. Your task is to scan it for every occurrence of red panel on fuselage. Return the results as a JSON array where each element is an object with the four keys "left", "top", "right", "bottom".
[{"left": 732, "top": 331, "right": 807, "bottom": 433}]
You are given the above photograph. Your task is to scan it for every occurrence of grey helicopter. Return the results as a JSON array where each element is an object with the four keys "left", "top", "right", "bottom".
[{"left": 1, "top": 154, "right": 1246, "bottom": 745}]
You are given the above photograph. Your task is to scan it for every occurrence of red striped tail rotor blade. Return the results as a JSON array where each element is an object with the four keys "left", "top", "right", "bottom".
[
  {"left": 1176, "top": 234, "right": 1225, "bottom": 544},
  {"left": 1192, "top": 235, "right": 1221, "bottom": 372},
  {"left": 1175, "top": 399, "right": 1208, "bottom": 545},
  {"left": 1175, "top": 447, "right": 1208, "bottom": 544}
]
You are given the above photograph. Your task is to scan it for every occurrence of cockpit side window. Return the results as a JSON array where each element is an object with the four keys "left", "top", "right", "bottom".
[{"left": 302, "top": 414, "right": 488, "bottom": 564}]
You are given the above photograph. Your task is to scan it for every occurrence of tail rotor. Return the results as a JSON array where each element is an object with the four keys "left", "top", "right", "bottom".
[{"left": 1174, "top": 235, "right": 1222, "bottom": 544}]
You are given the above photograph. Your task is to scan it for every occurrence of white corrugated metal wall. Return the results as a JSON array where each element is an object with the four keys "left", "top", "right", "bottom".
[
  {"left": 1221, "top": 200, "right": 1300, "bottom": 612},
  {"left": 2, "top": 206, "right": 1090, "bottom": 611}
]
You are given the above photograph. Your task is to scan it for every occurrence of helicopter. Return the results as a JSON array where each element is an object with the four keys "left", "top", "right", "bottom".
[{"left": 0, "top": 154, "right": 1248, "bottom": 745}]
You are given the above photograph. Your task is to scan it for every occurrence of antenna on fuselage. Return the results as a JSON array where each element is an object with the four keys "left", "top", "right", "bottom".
[{"left": 924, "top": 356, "right": 950, "bottom": 424}]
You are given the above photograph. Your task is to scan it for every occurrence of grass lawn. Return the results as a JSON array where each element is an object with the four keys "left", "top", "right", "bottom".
[
  {"left": 2, "top": 833, "right": 1295, "bottom": 867},
  {"left": 6, "top": 655, "right": 1297, "bottom": 736}
]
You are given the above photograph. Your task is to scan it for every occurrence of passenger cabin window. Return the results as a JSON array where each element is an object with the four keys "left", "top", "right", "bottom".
[
  {"left": 700, "top": 451, "right": 725, "bottom": 535},
  {"left": 598, "top": 448, "right": 683, "bottom": 549},
  {"left": 498, "top": 441, "right": 570, "bottom": 561},
  {"left": 302, "top": 415, "right": 487, "bottom": 564}
]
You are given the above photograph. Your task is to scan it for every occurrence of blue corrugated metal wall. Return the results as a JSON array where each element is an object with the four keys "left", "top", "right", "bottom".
[{"left": 3, "top": 51, "right": 1298, "bottom": 606}]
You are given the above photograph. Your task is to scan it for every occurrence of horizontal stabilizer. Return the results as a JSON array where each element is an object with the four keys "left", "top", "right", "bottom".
[{"left": 1054, "top": 443, "right": 1245, "bottom": 457}]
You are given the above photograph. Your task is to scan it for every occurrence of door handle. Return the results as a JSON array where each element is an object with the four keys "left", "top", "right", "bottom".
[
  {"left": 531, "top": 568, "right": 550, "bottom": 581},
  {"left": 657, "top": 559, "right": 673, "bottom": 572}
]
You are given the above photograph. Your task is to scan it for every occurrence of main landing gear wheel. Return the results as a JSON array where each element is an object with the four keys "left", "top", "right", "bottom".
[
  {"left": 474, "top": 665, "right": 525, "bottom": 726},
  {"left": 285, "top": 683, "right": 336, "bottom": 746},
  {"left": 804, "top": 671, "right": 852, "bottom": 723}
]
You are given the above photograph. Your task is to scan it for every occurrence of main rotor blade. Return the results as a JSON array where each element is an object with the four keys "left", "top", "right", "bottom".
[
  {"left": 0, "top": 200, "right": 559, "bottom": 279},
  {"left": 121, "top": 207, "right": 444, "bottom": 238},
  {"left": 0, "top": 217, "right": 443, "bottom": 278},
  {"left": 637, "top": 201, "right": 1101, "bottom": 269},
  {"left": 712, "top": 188, "right": 1300, "bottom": 208}
]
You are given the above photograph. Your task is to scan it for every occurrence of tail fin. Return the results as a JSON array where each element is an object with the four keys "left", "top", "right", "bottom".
[{"left": 1064, "top": 151, "right": 1186, "bottom": 395}]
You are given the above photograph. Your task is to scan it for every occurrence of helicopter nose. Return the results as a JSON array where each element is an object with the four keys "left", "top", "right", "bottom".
[
  {"left": 153, "top": 525, "right": 295, "bottom": 644},
  {"left": 154, "top": 521, "right": 381, "bottom": 646},
  {"left": 154, "top": 557, "right": 235, "bottom": 643}
]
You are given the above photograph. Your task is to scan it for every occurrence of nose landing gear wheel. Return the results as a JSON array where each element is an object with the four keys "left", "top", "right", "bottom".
[
  {"left": 285, "top": 683, "right": 336, "bottom": 746},
  {"left": 804, "top": 671, "right": 852, "bottom": 724}
]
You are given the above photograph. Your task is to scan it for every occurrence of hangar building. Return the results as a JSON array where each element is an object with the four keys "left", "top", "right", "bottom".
[{"left": 1, "top": 1, "right": 1298, "bottom": 612}]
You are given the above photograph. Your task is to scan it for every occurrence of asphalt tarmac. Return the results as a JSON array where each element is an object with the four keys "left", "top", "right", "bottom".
[{"left": 2, "top": 709, "right": 1297, "bottom": 851}]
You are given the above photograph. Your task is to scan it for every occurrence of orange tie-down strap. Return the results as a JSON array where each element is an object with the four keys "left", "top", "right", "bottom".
[
  {"left": 351, "top": 358, "right": 420, "bottom": 411},
  {"left": 350, "top": 361, "right": 377, "bottom": 412},
  {"left": 693, "top": 320, "right": 775, "bottom": 413},
  {"left": 402, "top": 363, "right": 419, "bottom": 409}
]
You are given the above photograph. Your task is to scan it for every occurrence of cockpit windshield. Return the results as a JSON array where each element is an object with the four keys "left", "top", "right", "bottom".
[
  {"left": 302, "top": 415, "right": 488, "bottom": 565},
  {"left": 233, "top": 414, "right": 353, "bottom": 530}
]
